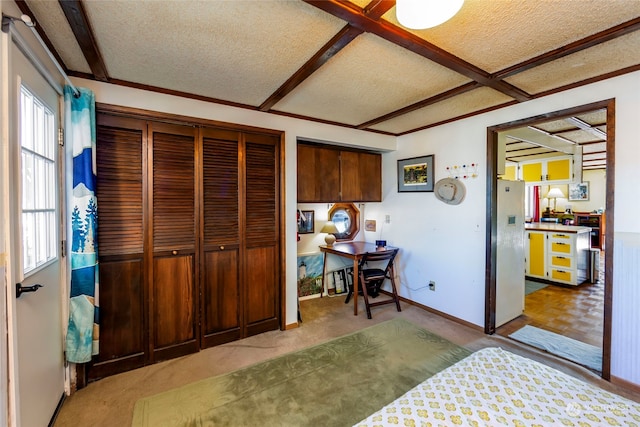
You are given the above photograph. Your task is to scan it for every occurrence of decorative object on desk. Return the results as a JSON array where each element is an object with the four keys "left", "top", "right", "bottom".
[
  {"left": 297, "top": 210, "right": 314, "bottom": 234},
  {"left": 375, "top": 240, "right": 386, "bottom": 248},
  {"left": 434, "top": 177, "right": 466, "bottom": 205},
  {"left": 297, "top": 252, "right": 324, "bottom": 298},
  {"left": 546, "top": 187, "right": 565, "bottom": 212},
  {"left": 568, "top": 181, "right": 589, "bottom": 201},
  {"left": 397, "top": 155, "right": 434, "bottom": 192},
  {"left": 320, "top": 221, "right": 339, "bottom": 246}
]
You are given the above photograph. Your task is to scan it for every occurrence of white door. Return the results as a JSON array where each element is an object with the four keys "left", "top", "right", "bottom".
[{"left": 7, "top": 42, "right": 66, "bottom": 427}]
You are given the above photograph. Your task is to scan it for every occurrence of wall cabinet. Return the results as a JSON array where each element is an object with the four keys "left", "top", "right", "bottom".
[
  {"left": 297, "top": 143, "right": 381, "bottom": 202},
  {"left": 525, "top": 226, "right": 590, "bottom": 286},
  {"left": 520, "top": 156, "right": 573, "bottom": 183},
  {"left": 90, "top": 108, "right": 282, "bottom": 381}
]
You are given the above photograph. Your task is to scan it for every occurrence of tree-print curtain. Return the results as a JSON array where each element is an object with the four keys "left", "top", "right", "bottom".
[{"left": 64, "top": 85, "right": 99, "bottom": 363}]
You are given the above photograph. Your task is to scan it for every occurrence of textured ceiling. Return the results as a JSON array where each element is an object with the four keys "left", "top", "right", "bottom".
[{"left": 17, "top": 0, "right": 640, "bottom": 169}]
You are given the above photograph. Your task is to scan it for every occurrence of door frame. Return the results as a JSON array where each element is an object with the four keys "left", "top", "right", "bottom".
[
  {"left": 484, "top": 99, "right": 615, "bottom": 380},
  {"left": 2, "top": 20, "right": 69, "bottom": 426}
]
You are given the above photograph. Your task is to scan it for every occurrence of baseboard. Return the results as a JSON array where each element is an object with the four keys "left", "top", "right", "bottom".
[
  {"left": 285, "top": 321, "right": 299, "bottom": 330},
  {"left": 610, "top": 375, "right": 640, "bottom": 394},
  {"left": 398, "top": 296, "right": 483, "bottom": 332}
]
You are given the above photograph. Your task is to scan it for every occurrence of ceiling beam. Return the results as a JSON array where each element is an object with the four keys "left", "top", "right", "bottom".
[
  {"left": 259, "top": 25, "right": 362, "bottom": 111},
  {"left": 494, "top": 17, "right": 640, "bottom": 79},
  {"left": 357, "top": 81, "right": 478, "bottom": 129},
  {"left": 303, "top": 0, "right": 531, "bottom": 102},
  {"left": 58, "top": 0, "right": 108, "bottom": 81},
  {"left": 260, "top": 0, "right": 392, "bottom": 111}
]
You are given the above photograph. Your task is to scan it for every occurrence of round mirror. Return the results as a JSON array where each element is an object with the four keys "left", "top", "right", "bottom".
[{"left": 328, "top": 203, "right": 360, "bottom": 241}]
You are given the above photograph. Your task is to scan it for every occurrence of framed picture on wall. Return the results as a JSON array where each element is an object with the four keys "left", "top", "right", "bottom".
[
  {"left": 397, "top": 155, "right": 435, "bottom": 192},
  {"left": 568, "top": 182, "right": 589, "bottom": 201},
  {"left": 297, "top": 210, "right": 315, "bottom": 234}
]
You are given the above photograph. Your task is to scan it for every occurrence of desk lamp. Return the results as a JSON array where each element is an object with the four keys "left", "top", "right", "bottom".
[
  {"left": 320, "top": 221, "right": 339, "bottom": 246},
  {"left": 546, "top": 188, "right": 565, "bottom": 213}
]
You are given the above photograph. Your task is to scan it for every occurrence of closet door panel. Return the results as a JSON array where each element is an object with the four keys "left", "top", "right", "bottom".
[
  {"left": 153, "top": 255, "right": 195, "bottom": 348},
  {"left": 151, "top": 124, "right": 198, "bottom": 360},
  {"left": 91, "top": 115, "right": 145, "bottom": 381},
  {"left": 202, "top": 250, "right": 240, "bottom": 346},
  {"left": 201, "top": 130, "right": 241, "bottom": 347},
  {"left": 244, "top": 135, "right": 280, "bottom": 335}
]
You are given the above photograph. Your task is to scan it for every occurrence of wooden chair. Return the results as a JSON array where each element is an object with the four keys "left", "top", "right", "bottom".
[{"left": 351, "top": 248, "right": 401, "bottom": 319}]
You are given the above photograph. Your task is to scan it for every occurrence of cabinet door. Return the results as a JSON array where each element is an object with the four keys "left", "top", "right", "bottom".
[
  {"left": 503, "top": 164, "right": 517, "bottom": 181},
  {"left": 150, "top": 123, "right": 198, "bottom": 362},
  {"left": 297, "top": 144, "right": 340, "bottom": 202},
  {"left": 91, "top": 115, "right": 146, "bottom": 380},
  {"left": 521, "top": 162, "right": 543, "bottom": 182},
  {"left": 201, "top": 129, "right": 241, "bottom": 348},
  {"left": 244, "top": 134, "right": 280, "bottom": 337},
  {"left": 546, "top": 158, "right": 571, "bottom": 181},
  {"left": 341, "top": 151, "right": 382, "bottom": 202},
  {"left": 525, "top": 231, "right": 546, "bottom": 279}
]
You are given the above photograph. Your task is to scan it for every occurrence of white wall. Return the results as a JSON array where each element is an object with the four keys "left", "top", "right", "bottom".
[{"left": 365, "top": 70, "right": 640, "bottom": 385}]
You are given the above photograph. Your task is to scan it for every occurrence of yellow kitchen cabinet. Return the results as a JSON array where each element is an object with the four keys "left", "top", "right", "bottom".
[
  {"left": 502, "top": 164, "right": 518, "bottom": 181},
  {"left": 525, "top": 224, "right": 591, "bottom": 286},
  {"left": 519, "top": 156, "right": 573, "bottom": 184},
  {"left": 525, "top": 230, "right": 547, "bottom": 280}
]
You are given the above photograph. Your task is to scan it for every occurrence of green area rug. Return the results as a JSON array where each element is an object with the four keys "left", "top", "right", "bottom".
[{"left": 131, "top": 318, "right": 471, "bottom": 427}]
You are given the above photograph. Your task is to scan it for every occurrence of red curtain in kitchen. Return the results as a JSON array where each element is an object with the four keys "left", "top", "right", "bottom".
[{"left": 532, "top": 186, "right": 540, "bottom": 222}]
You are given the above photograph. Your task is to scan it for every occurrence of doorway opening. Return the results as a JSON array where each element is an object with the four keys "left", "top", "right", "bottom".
[{"left": 485, "top": 99, "right": 614, "bottom": 379}]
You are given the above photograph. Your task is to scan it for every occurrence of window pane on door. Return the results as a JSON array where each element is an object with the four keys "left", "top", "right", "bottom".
[{"left": 20, "top": 85, "right": 57, "bottom": 274}]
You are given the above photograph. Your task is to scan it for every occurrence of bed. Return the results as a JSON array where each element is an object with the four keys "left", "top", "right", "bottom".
[{"left": 354, "top": 347, "right": 640, "bottom": 426}]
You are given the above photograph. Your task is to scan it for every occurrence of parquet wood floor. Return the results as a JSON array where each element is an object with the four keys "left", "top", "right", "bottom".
[{"left": 497, "top": 252, "right": 604, "bottom": 348}]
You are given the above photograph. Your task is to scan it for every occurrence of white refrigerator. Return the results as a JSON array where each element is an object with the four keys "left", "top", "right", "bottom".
[{"left": 496, "top": 179, "right": 526, "bottom": 327}]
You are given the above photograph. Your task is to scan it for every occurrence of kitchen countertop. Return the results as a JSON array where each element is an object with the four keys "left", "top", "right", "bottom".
[{"left": 525, "top": 223, "right": 591, "bottom": 233}]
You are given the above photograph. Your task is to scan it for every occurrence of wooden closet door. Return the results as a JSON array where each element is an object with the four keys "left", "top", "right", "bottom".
[
  {"left": 149, "top": 122, "right": 199, "bottom": 362},
  {"left": 244, "top": 133, "right": 280, "bottom": 336},
  {"left": 90, "top": 114, "right": 146, "bottom": 381},
  {"left": 201, "top": 128, "right": 241, "bottom": 348}
]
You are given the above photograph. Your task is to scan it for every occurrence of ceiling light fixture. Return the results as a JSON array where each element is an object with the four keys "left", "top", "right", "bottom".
[{"left": 396, "top": 0, "right": 464, "bottom": 30}]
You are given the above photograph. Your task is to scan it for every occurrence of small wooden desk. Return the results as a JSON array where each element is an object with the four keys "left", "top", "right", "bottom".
[{"left": 320, "top": 242, "right": 398, "bottom": 316}]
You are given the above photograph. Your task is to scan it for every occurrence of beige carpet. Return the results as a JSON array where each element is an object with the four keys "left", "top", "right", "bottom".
[{"left": 53, "top": 296, "right": 639, "bottom": 426}]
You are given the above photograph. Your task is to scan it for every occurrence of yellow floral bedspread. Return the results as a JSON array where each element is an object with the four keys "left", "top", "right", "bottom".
[{"left": 354, "top": 347, "right": 640, "bottom": 427}]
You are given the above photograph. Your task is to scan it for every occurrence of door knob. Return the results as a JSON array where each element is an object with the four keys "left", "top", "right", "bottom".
[{"left": 16, "top": 283, "right": 43, "bottom": 298}]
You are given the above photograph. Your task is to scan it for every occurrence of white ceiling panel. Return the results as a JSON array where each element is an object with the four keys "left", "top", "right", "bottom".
[{"left": 82, "top": 0, "right": 347, "bottom": 106}]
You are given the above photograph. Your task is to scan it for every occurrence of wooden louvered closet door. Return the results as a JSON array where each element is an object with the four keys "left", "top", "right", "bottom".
[
  {"left": 244, "top": 133, "right": 280, "bottom": 336},
  {"left": 149, "top": 122, "right": 199, "bottom": 362},
  {"left": 201, "top": 128, "right": 241, "bottom": 347},
  {"left": 91, "top": 115, "right": 146, "bottom": 381},
  {"left": 91, "top": 108, "right": 282, "bottom": 382}
]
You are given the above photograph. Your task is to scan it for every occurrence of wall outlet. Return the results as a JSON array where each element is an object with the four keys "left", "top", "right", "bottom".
[{"left": 429, "top": 281, "right": 435, "bottom": 291}]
